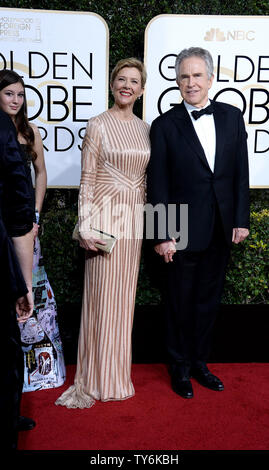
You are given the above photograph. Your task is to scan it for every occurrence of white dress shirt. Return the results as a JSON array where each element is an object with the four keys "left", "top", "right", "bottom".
[{"left": 184, "top": 100, "right": 216, "bottom": 173}]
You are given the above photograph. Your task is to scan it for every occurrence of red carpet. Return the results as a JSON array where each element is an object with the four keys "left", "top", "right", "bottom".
[{"left": 18, "top": 363, "right": 269, "bottom": 451}]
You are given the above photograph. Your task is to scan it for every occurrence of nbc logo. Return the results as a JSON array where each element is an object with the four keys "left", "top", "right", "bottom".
[{"left": 204, "top": 28, "right": 255, "bottom": 41}]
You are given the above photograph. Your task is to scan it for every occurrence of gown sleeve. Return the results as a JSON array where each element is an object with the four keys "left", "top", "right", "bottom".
[{"left": 78, "top": 117, "right": 101, "bottom": 238}]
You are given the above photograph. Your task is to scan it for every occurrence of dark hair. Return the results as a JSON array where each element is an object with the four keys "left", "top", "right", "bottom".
[{"left": 0, "top": 69, "right": 37, "bottom": 161}]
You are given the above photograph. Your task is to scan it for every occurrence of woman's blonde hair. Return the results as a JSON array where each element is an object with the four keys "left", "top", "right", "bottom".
[{"left": 110, "top": 58, "right": 147, "bottom": 88}]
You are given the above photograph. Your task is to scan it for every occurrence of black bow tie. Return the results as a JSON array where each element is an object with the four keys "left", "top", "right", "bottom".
[{"left": 191, "top": 104, "right": 213, "bottom": 120}]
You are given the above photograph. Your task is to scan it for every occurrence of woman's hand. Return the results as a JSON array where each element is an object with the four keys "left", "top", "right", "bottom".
[
  {"left": 79, "top": 234, "right": 107, "bottom": 252},
  {"left": 16, "top": 291, "right": 34, "bottom": 323},
  {"left": 33, "top": 222, "right": 39, "bottom": 240}
]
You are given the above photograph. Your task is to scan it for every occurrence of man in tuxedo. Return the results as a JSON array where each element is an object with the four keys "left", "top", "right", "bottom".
[
  {"left": 147, "top": 47, "right": 249, "bottom": 399},
  {"left": 0, "top": 109, "right": 35, "bottom": 448}
]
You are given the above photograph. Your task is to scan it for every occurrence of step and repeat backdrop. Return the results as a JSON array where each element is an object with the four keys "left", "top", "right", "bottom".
[
  {"left": 144, "top": 15, "right": 269, "bottom": 188},
  {"left": 0, "top": 9, "right": 268, "bottom": 187},
  {"left": 0, "top": 8, "right": 108, "bottom": 186}
]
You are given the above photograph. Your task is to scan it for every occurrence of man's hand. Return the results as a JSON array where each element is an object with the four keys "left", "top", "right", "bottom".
[
  {"left": 16, "top": 292, "right": 34, "bottom": 323},
  {"left": 154, "top": 238, "right": 176, "bottom": 263},
  {"left": 232, "top": 228, "right": 249, "bottom": 244}
]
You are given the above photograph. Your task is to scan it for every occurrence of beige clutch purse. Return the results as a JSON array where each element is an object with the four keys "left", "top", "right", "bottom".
[{"left": 72, "top": 222, "right": 117, "bottom": 254}]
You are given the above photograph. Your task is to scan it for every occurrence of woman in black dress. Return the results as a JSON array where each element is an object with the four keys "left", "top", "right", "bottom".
[
  {"left": 0, "top": 70, "right": 65, "bottom": 392},
  {"left": 0, "top": 108, "right": 34, "bottom": 449},
  {"left": 0, "top": 70, "right": 46, "bottom": 224}
]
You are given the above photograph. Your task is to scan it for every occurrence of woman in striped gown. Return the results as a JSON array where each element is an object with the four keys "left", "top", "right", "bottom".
[{"left": 56, "top": 58, "right": 150, "bottom": 408}]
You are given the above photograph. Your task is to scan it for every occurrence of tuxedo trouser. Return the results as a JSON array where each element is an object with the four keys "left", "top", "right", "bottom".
[
  {"left": 1, "top": 299, "right": 24, "bottom": 451},
  {"left": 162, "top": 215, "right": 230, "bottom": 372}
]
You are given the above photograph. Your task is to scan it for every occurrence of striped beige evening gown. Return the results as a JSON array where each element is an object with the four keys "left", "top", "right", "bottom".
[{"left": 56, "top": 111, "right": 150, "bottom": 408}]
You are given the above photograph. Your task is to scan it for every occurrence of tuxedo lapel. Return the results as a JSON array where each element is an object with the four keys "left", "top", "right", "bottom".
[
  {"left": 211, "top": 101, "right": 226, "bottom": 174},
  {"left": 171, "top": 103, "right": 212, "bottom": 171}
]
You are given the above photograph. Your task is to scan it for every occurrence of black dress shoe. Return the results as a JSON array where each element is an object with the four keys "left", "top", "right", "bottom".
[
  {"left": 170, "top": 365, "right": 194, "bottom": 399},
  {"left": 191, "top": 365, "right": 224, "bottom": 391},
  {"left": 171, "top": 375, "right": 193, "bottom": 399},
  {"left": 17, "top": 416, "right": 36, "bottom": 431}
]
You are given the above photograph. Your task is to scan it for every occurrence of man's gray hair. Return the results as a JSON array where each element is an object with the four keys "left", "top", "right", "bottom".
[{"left": 175, "top": 47, "right": 214, "bottom": 80}]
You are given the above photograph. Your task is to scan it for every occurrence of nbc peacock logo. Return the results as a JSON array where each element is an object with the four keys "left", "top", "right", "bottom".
[{"left": 204, "top": 28, "right": 255, "bottom": 41}]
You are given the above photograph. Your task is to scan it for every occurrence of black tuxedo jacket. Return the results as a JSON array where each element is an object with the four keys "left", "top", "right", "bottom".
[
  {"left": 147, "top": 100, "right": 250, "bottom": 251},
  {"left": 0, "top": 110, "right": 34, "bottom": 301}
]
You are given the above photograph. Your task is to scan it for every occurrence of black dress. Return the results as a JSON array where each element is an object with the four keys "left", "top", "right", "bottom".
[{"left": 0, "top": 110, "right": 34, "bottom": 450}]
